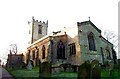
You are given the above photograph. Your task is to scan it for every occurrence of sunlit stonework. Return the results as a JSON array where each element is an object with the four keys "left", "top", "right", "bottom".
[{"left": 25, "top": 17, "right": 115, "bottom": 71}]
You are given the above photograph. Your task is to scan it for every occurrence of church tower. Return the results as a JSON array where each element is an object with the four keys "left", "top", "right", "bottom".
[{"left": 28, "top": 16, "right": 48, "bottom": 44}]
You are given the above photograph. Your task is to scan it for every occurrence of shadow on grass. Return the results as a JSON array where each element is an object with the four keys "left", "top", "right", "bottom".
[
  {"left": 6, "top": 67, "right": 39, "bottom": 79},
  {"left": 5, "top": 67, "right": 120, "bottom": 79}
]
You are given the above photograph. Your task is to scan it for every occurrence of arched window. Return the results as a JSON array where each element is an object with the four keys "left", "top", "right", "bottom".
[
  {"left": 28, "top": 50, "right": 30, "bottom": 60},
  {"left": 42, "top": 45, "right": 46, "bottom": 59},
  {"left": 88, "top": 32, "right": 96, "bottom": 51},
  {"left": 32, "top": 50, "right": 35, "bottom": 60},
  {"left": 27, "top": 50, "right": 30, "bottom": 64},
  {"left": 69, "top": 43, "right": 76, "bottom": 56},
  {"left": 38, "top": 25, "right": 42, "bottom": 34},
  {"left": 35, "top": 46, "right": 39, "bottom": 66},
  {"left": 105, "top": 47, "right": 111, "bottom": 59},
  {"left": 35, "top": 46, "right": 39, "bottom": 58},
  {"left": 57, "top": 40, "right": 65, "bottom": 59}
]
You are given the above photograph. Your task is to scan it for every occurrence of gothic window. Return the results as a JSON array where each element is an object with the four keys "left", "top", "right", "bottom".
[
  {"left": 106, "top": 48, "right": 111, "bottom": 59},
  {"left": 32, "top": 51, "right": 35, "bottom": 60},
  {"left": 35, "top": 46, "right": 39, "bottom": 66},
  {"left": 36, "top": 49, "right": 39, "bottom": 58},
  {"left": 28, "top": 50, "right": 30, "bottom": 55},
  {"left": 42, "top": 45, "right": 46, "bottom": 59},
  {"left": 69, "top": 43, "right": 76, "bottom": 56},
  {"left": 100, "top": 47, "right": 105, "bottom": 63},
  {"left": 28, "top": 50, "right": 30, "bottom": 60},
  {"left": 57, "top": 40, "right": 65, "bottom": 59},
  {"left": 69, "top": 45, "right": 72, "bottom": 56},
  {"left": 88, "top": 32, "right": 96, "bottom": 51},
  {"left": 27, "top": 50, "right": 30, "bottom": 64},
  {"left": 38, "top": 25, "right": 42, "bottom": 34},
  {"left": 35, "top": 46, "right": 39, "bottom": 58}
]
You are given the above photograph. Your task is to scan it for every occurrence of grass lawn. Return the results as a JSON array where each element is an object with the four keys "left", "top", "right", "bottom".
[
  {"left": 101, "top": 70, "right": 110, "bottom": 77},
  {"left": 6, "top": 67, "right": 39, "bottom": 79},
  {"left": 52, "top": 72, "right": 77, "bottom": 77},
  {"left": 7, "top": 67, "right": 78, "bottom": 78},
  {"left": 6, "top": 67, "right": 120, "bottom": 79},
  {"left": 101, "top": 69, "right": 120, "bottom": 79}
]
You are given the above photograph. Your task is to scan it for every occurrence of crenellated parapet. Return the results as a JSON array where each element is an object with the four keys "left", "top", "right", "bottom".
[
  {"left": 28, "top": 16, "right": 48, "bottom": 44},
  {"left": 32, "top": 16, "right": 48, "bottom": 25}
]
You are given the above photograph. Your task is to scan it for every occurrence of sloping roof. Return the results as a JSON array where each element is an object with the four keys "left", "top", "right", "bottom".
[
  {"left": 100, "top": 35, "right": 113, "bottom": 46},
  {"left": 79, "top": 20, "right": 101, "bottom": 33},
  {"left": 28, "top": 31, "right": 66, "bottom": 48},
  {"left": 79, "top": 20, "right": 113, "bottom": 46}
]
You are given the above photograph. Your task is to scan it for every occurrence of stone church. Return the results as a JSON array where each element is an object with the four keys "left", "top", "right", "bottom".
[{"left": 25, "top": 17, "right": 114, "bottom": 67}]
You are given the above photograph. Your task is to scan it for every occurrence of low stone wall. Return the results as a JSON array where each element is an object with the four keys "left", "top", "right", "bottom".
[
  {"left": 51, "top": 66, "right": 61, "bottom": 74},
  {"left": 39, "top": 61, "right": 79, "bottom": 74},
  {"left": 51, "top": 65, "right": 79, "bottom": 74}
]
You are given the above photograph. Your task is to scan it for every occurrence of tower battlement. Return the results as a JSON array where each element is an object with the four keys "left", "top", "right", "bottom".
[
  {"left": 28, "top": 16, "right": 48, "bottom": 44},
  {"left": 34, "top": 20, "right": 47, "bottom": 24},
  {"left": 32, "top": 16, "right": 48, "bottom": 24}
]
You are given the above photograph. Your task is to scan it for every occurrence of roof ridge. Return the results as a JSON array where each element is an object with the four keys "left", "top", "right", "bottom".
[{"left": 79, "top": 20, "right": 101, "bottom": 33}]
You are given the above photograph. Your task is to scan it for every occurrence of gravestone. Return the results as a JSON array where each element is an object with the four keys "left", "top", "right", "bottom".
[
  {"left": 91, "top": 65, "right": 101, "bottom": 79},
  {"left": 91, "top": 60, "right": 101, "bottom": 79},
  {"left": 39, "top": 61, "right": 51, "bottom": 78},
  {"left": 78, "top": 60, "right": 101, "bottom": 79},
  {"left": 27, "top": 61, "right": 32, "bottom": 70},
  {"left": 78, "top": 60, "right": 91, "bottom": 79}
]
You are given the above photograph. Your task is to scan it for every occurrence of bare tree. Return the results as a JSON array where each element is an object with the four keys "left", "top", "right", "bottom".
[
  {"left": 0, "top": 44, "right": 18, "bottom": 65},
  {"left": 104, "top": 30, "right": 118, "bottom": 49},
  {"left": 9, "top": 44, "right": 18, "bottom": 54},
  {"left": 104, "top": 30, "right": 118, "bottom": 63}
]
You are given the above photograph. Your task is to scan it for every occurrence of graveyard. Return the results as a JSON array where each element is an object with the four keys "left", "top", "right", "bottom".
[{"left": 5, "top": 60, "right": 120, "bottom": 79}]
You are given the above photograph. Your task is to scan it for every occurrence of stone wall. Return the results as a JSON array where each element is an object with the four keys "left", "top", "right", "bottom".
[
  {"left": 78, "top": 21, "right": 113, "bottom": 65},
  {"left": 66, "top": 23, "right": 82, "bottom": 65},
  {"left": 27, "top": 36, "right": 50, "bottom": 66},
  {"left": 28, "top": 17, "right": 48, "bottom": 44},
  {"left": 27, "top": 33, "right": 67, "bottom": 66}
]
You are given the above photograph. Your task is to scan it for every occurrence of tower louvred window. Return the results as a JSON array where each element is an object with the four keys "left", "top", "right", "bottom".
[{"left": 38, "top": 25, "right": 42, "bottom": 34}]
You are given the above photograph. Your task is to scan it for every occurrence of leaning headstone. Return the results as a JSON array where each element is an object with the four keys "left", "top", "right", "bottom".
[{"left": 27, "top": 61, "right": 32, "bottom": 70}]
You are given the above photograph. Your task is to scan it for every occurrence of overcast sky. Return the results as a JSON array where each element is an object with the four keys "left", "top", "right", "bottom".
[{"left": 0, "top": 0, "right": 119, "bottom": 63}]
